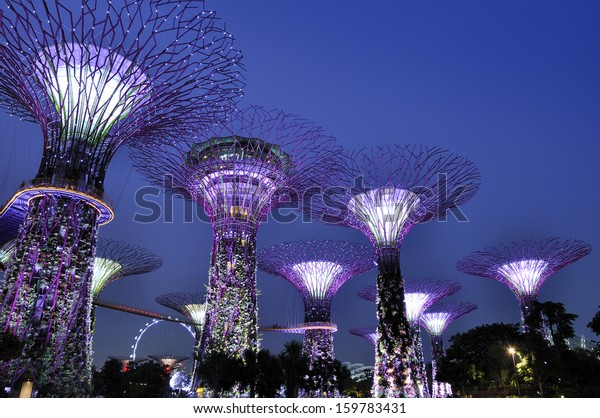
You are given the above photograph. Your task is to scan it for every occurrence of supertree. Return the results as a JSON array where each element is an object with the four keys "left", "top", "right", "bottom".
[
  {"left": 132, "top": 106, "right": 342, "bottom": 365},
  {"left": 420, "top": 301, "right": 477, "bottom": 397},
  {"left": 0, "top": 0, "right": 243, "bottom": 396},
  {"left": 358, "top": 279, "right": 461, "bottom": 397},
  {"left": 93, "top": 238, "right": 163, "bottom": 302},
  {"left": 155, "top": 292, "right": 206, "bottom": 391},
  {"left": 457, "top": 237, "right": 591, "bottom": 334},
  {"left": 257, "top": 240, "right": 375, "bottom": 397},
  {"left": 322, "top": 145, "right": 480, "bottom": 397},
  {"left": 349, "top": 326, "right": 377, "bottom": 346}
]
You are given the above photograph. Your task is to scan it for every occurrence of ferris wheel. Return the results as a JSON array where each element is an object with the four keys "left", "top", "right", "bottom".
[{"left": 130, "top": 318, "right": 196, "bottom": 364}]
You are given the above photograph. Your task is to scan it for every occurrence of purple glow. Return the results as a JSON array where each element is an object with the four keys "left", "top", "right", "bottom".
[
  {"left": 38, "top": 44, "right": 149, "bottom": 139},
  {"left": 420, "top": 312, "right": 452, "bottom": 336},
  {"left": 404, "top": 292, "right": 430, "bottom": 323},
  {"left": 347, "top": 188, "right": 420, "bottom": 247},
  {"left": 497, "top": 259, "right": 549, "bottom": 298},
  {"left": 291, "top": 261, "right": 344, "bottom": 300},
  {"left": 457, "top": 237, "right": 591, "bottom": 330}
]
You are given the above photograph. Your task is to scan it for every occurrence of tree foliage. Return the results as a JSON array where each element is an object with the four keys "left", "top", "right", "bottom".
[{"left": 438, "top": 302, "right": 600, "bottom": 397}]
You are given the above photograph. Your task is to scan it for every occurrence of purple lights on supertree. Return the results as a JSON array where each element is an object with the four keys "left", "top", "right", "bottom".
[
  {"left": 155, "top": 292, "right": 207, "bottom": 390},
  {"left": 257, "top": 240, "right": 375, "bottom": 397},
  {"left": 0, "top": 0, "right": 243, "bottom": 397},
  {"left": 323, "top": 145, "right": 480, "bottom": 398},
  {"left": 420, "top": 301, "right": 477, "bottom": 398},
  {"left": 133, "top": 106, "right": 342, "bottom": 362},
  {"left": 457, "top": 237, "right": 591, "bottom": 331},
  {"left": 359, "top": 279, "right": 461, "bottom": 397}
]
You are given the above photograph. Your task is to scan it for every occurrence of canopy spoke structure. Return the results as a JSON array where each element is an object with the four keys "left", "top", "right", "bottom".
[
  {"left": 318, "top": 145, "right": 480, "bottom": 397},
  {"left": 258, "top": 240, "right": 375, "bottom": 397}
]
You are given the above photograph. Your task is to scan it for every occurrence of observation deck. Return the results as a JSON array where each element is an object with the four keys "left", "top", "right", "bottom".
[{"left": 0, "top": 179, "right": 114, "bottom": 245}]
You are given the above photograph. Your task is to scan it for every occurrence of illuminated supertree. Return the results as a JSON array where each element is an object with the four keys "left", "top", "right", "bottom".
[
  {"left": 155, "top": 292, "right": 206, "bottom": 390},
  {"left": 358, "top": 279, "right": 461, "bottom": 397},
  {"left": 421, "top": 301, "right": 477, "bottom": 397},
  {"left": 257, "top": 240, "right": 375, "bottom": 397},
  {"left": 0, "top": 0, "right": 242, "bottom": 396},
  {"left": 322, "top": 145, "right": 480, "bottom": 397},
  {"left": 133, "top": 106, "right": 342, "bottom": 364},
  {"left": 93, "top": 238, "right": 162, "bottom": 302},
  {"left": 349, "top": 326, "right": 377, "bottom": 346},
  {"left": 457, "top": 237, "right": 591, "bottom": 333}
]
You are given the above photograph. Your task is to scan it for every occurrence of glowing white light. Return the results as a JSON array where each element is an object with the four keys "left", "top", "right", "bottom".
[
  {"left": 348, "top": 188, "right": 420, "bottom": 246},
  {"left": 183, "top": 303, "right": 206, "bottom": 326},
  {"left": 421, "top": 312, "right": 452, "bottom": 336},
  {"left": 91, "top": 257, "right": 122, "bottom": 298},
  {"left": 404, "top": 292, "right": 431, "bottom": 323},
  {"left": 38, "top": 44, "right": 149, "bottom": 140},
  {"left": 291, "top": 261, "right": 343, "bottom": 300},
  {"left": 497, "top": 259, "right": 549, "bottom": 297}
]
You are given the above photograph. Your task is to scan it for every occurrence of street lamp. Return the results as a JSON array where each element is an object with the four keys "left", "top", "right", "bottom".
[{"left": 508, "top": 347, "right": 521, "bottom": 397}]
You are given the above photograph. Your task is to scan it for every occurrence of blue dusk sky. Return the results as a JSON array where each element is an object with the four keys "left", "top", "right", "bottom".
[{"left": 0, "top": 0, "right": 599, "bottom": 369}]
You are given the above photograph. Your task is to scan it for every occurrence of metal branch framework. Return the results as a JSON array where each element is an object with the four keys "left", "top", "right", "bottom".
[
  {"left": 257, "top": 240, "right": 375, "bottom": 397},
  {"left": 457, "top": 237, "right": 591, "bottom": 329},
  {"left": 420, "top": 301, "right": 477, "bottom": 397},
  {"left": 321, "top": 145, "right": 480, "bottom": 398},
  {"left": 93, "top": 238, "right": 163, "bottom": 299},
  {"left": 133, "top": 106, "right": 343, "bottom": 363},
  {"left": 349, "top": 326, "right": 377, "bottom": 346},
  {"left": 0, "top": 0, "right": 243, "bottom": 397}
]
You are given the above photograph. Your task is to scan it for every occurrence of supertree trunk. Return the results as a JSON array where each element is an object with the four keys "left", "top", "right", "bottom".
[
  {"left": 302, "top": 302, "right": 337, "bottom": 398},
  {"left": 430, "top": 335, "right": 444, "bottom": 398},
  {"left": 373, "top": 247, "right": 417, "bottom": 398},
  {"left": 409, "top": 325, "right": 429, "bottom": 397},
  {"left": 0, "top": 195, "right": 97, "bottom": 397},
  {"left": 200, "top": 227, "right": 258, "bottom": 361},
  {"left": 303, "top": 329, "right": 336, "bottom": 397},
  {"left": 190, "top": 331, "right": 202, "bottom": 391}
]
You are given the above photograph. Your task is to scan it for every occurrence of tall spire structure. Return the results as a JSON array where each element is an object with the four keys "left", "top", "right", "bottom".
[
  {"left": 323, "top": 145, "right": 480, "bottom": 397},
  {"left": 257, "top": 240, "right": 375, "bottom": 397},
  {"left": 133, "top": 106, "right": 342, "bottom": 364},
  {"left": 0, "top": 0, "right": 243, "bottom": 396},
  {"left": 457, "top": 237, "right": 591, "bottom": 332},
  {"left": 421, "top": 301, "right": 477, "bottom": 397},
  {"left": 155, "top": 292, "right": 207, "bottom": 391},
  {"left": 359, "top": 279, "right": 461, "bottom": 397}
]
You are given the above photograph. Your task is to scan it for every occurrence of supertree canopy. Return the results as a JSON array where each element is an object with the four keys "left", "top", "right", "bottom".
[
  {"left": 155, "top": 292, "right": 207, "bottom": 390},
  {"left": 133, "top": 106, "right": 343, "bottom": 364},
  {"left": 457, "top": 237, "right": 591, "bottom": 332},
  {"left": 322, "top": 145, "right": 480, "bottom": 397},
  {"left": 349, "top": 326, "right": 377, "bottom": 346},
  {"left": 93, "top": 238, "right": 163, "bottom": 300},
  {"left": 257, "top": 240, "right": 375, "bottom": 397},
  {"left": 0, "top": 0, "right": 243, "bottom": 397},
  {"left": 420, "top": 301, "right": 477, "bottom": 398},
  {"left": 359, "top": 279, "right": 461, "bottom": 397}
]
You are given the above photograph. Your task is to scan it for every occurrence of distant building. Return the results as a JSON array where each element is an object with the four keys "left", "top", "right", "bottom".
[{"left": 343, "top": 362, "right": 374, "bottom": 382}]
